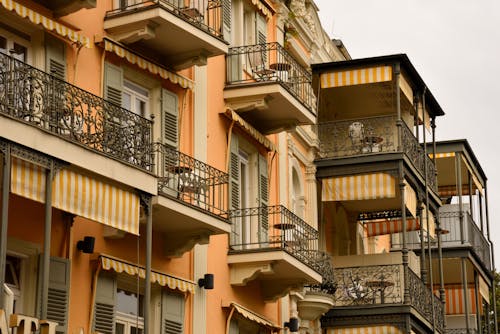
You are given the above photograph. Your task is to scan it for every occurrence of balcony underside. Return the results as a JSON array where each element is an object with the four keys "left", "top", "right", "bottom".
[
  {"left": 32, "top": 0, "right": 96, "bottom": 16},
  {"left": 224, "top": 83, "right": 315, "bottom": 134},
  {"left": 152, "top": 195, "right": 231, "bottom": 257},
  {"left": 227, "top": 250, "right": 322, "bottom": 301},
  {"left": 104, "top": 5, "right": 228, "bottom": 70}
]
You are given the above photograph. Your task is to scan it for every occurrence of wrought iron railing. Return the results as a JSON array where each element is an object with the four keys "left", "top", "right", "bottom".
[
  {"left": 305, "top": 251, "right": 336, "bottom": 294},
  {"left": 0, "top": 52, "right": 153, "bottom": 170},
  {"left": 440, "top": 211, "right": 492, "bottom": 270},
  {"left": 154, "top": 143, "right": 229, "bottom": 219},
  {"left": 107, "top": 0, "right": 228, "bottom": 41},
  {"left": 226, "top": 42, "right": 316, "bottom": 114},
  {"left": 408, "top": 269, "right": 445, "bottom": 332},
  {"left": 446, "top": 330, "right": 479, "bottom": 334},
  {"left": 229, "top": 205, "right": 319, "bottom": 270}
]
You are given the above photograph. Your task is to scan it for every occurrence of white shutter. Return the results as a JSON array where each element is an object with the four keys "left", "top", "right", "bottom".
[
  {"left": 161, "top": 291, "right": 185, "bottom": 334},
  {"left": 258, "top": 154, "right": 269, "bottom": 243},
  {"left": 229, "top": 133, "right": 240, "bottom": 246},
  {"left": 104, "top": 62, "right": 123, "bottom": 106},
  {"left": 256, "top": 14, "right": 267, "bottom": 45},
  {"left": 162, "top": 88, "right": 178, "bottom": 149},
  {"left": 93, "top": 274, "right": 116, "bottom": 334},
  {"left": 222, "top": 0, "right": 231, "bottom": 43}
]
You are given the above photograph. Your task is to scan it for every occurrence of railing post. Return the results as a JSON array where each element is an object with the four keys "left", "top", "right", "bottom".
[
  {"left": 395, "top": 63, "right": 402, "bottom": 152},
  {"left": 437, "top": 218, "right": 447, "bottom": 331},
  {"left": 399, "top": 164, "right": 410, "bottom": 305}
]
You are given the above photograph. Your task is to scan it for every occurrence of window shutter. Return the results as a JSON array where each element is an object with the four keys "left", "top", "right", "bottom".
[
  {"left": 258, "top": 154, "right": 269, "bottom": 243},
  {"left": 229, "top": 133, "right": 240, "bottom": 246},
  {"left": 222, "top": 0, "right": 231, "bottom": 43},
  {"left": 162, "top": 88, "right": 178, "bottom": 149},
  {"left": 104, "top": 62, "right": 123, "bottom": 106},
  {"left": 45, "top": 34, "right": 66, "bottom": 80},
  {"left": 161, "top": 291, "right": 185, "bottom": 334},
  {"left": 229, "top": 318, "right": 239, "bottom": 334},
  {"left": 93, "top": 274, "right": 116, "bottom": 334},
  {"left": 47, "top": 257, "right": 70, "bottom": 334},
  {"left": 256, "top": 14, "right": 267, "bottom": 45}
]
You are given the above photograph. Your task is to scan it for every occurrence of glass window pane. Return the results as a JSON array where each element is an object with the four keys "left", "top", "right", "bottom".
[
  {"left": 115, "top": 322, "right": 125, "bottom": 334},
  {"left": 12, "top": 43, "right": 26, "bottom": 62},
  {"left": 117, "top": 289, "right": 140, "bottom": 315},
  {"left": 0, "top": 36, "right": 7, "bottom": 54},
  {"left": 122, "top": 92, "right": 132, "bottom": 110}
]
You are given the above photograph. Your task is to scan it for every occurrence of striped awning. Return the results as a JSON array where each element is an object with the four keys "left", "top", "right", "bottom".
[
  {"left": 364, "top": 218, "right": 421, "bottom": 237},
  {"left": 223, "top": 302, "right": 279, "bottom": 329},
  {"left": 321, "top": 173, "right": 396, "bottom": 202},
  {"left": 440, "top": 285, "right": 483, "bottom": 315},
  {"left": 250, "top": 0, "right": 273, "bottom": 20},
  {"left": 320, "top": 66, "right": 392, "bottom": 89},
  {"left": 326, "top": 325, "right": 402, "bottom": 334},
  {"left": 102, "top": 38, "right": 194, "bottom": 90},
  {"left": 10, "top": 157, "right": 140, "bottom": 235},
  {"left": 0, "top": 0, "right": 91, "bottom": 48},
  {"left": 100, "top": 255, "right": 195, "bottom": 294},
  {"left": 429, "top": 152, "right": 455, "bottom": 159},
  {"left": 223, "top": 108, "right": 277, "bottom": 152}
]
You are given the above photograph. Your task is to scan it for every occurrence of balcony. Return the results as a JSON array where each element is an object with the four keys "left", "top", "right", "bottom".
[
  {"left": 227, "top": 205, "right": 323, "bottom": 301},
  {"left": 104, "top": 0, "right": 229, "bottom": 70},
  {"left": 152, "top": 143, "right": 231, "bottom": 256},
  {"left": 0, "top": 51, "right": 154, "bottom": 173},
  {"left": 224, "top": 43, "right": 316, "bottom": 134},
  {"left": 317, "top": 115, "right": 437, "bottom": 192},
  {"left": 32, "top": 0, "right": 96, "bottom": 16},
  {"left": 330, "top": 253, "right": 444, "bottom": 332}
]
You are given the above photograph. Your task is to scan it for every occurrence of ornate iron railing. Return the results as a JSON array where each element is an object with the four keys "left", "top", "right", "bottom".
[
  {"left": 107, "top": 0, "right": 228, "bottom": 41},
  {"left": 408, "top": 269, "right": 444, "bottom": 332},
  {"left": 305, "top": 251, "right": 336, "bottom": 294},
  {"left": 229, "top": 205, "right": 319, "bottom": 270},
  {"left": 332, "top": 264, "right": 402, "bottom": 306},
  {"left": 446, "top": 330, "right": 479, "bottom": 334},
  {"left": 226, "top": 42, "right": 315, "bottom": 114},
  {"left": 0, "top": 52, "right": 153, "bottom": 170},
  {"left": 439, "top": 211, "right": 491, "bottom": 270},
  {"left": 154, "top": 143, "right": 229, "bottom": 219}
]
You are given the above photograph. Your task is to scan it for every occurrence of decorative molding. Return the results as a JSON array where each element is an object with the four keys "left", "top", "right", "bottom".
[{"left": 229, "top": 263, "right": 274, "bottom": 286}]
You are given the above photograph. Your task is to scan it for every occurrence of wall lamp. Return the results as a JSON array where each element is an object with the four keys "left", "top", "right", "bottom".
[
  {"left": 284, "top": 317, "right": 299, "bottom": 332},
  {"left": 76, "top": 236, "right": 95, "bottom": 254},
  {"left": 198, "top": 273, "right": 214, "bottom": 290}
]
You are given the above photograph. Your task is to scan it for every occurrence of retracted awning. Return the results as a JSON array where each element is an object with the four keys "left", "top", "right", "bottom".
[
  {"left": 0, "top": 0, "right": 91, "bottom": 48},
  {"left": 364, "top": 218, "right": 421, "bottom": 237},
  {"left": 223, "top": 302, "right": 279, "bottom": 329},
  {"left": 10, "top": 157, "right": 140, "bottom": 235},
  {"left": 101, "top": 38, "right": 194, "bottom": 90},
  {"left": 321, "top": 173, "right": 397, "bottom": 201},
  {"left": 99, "top": 255, "right": 195, "bottom": 294},
  {"left": 326, "top": 325, "right": 402, "bottom": 334},
  {"left": 223, "top": 108, "right": 277, "bottom": 152},
  {"left": 439, "top": 284, "right": 483, "bottom": 315},
  {"left": 320, "top": 65, "right": 392, "bottom": 89},
  {"left": 250, "top": 0, "right": 273, "bottom": 20}
]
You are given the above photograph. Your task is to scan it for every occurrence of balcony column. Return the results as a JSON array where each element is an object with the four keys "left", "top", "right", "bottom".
[
  {"left": 485, "top": 184, "right": 498, "bottom": 333},
  {"left": 474, "top": 272, "right": 483, "bottom": 334},
  {"left": 436, "top": 218, "right": 446, "bottom": 329},
  {"left": 0, "top": 142, "right": 10, "bottom": 307},
  {"left": 41, "top": 160, "right": 54, "bottom": 319},
  {"left": 417, "top": 201, "right": 427, "bottom": 282},
  {"left": 461, "top": 258, "right": 471, "bottom": 333},
  {"left": 456, "top": 152, "right": 465, "bottom": 244},
  {"left": 468, "top": 173, "right": 474, "bottom": 219},
  {"left": 431, "top": 117, "right": 437, "bottom": 166},
  {"left": 394, "top": 63, "right": 402, "bottom": 151},
  {"left": 305, "top": 165, "right": 318, "bottom": 230},
  {"left": 399, "top": 164, "right": 410, "bottom": 304}
]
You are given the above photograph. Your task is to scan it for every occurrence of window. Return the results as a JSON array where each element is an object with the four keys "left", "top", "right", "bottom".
[
  {"left": 0, "top": 28, "right": 30, "bottom": 62},
  {"left": 4, "top": 255, "right": 23, "bottom": 314},
  {"left": 123, "top": 80, "right": 150, "bottom": 119},
  {"left": 116, "top": 289, "right": 144, "bottom": 334}
]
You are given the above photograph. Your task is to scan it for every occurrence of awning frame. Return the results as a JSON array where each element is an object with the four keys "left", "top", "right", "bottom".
[{"left": 223, "top": 301, "right": 280, "bottom": 330}]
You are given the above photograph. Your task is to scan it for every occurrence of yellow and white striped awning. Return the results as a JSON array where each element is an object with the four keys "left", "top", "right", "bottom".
[
  {"left": 10, "top": 158, "right": 140, "bottom": 235},
  {"left": 223, "top": 302, "right": 279, "bottom": 329},
  {"left": 250, "top": 0, "right": 273, "bottom": 20},
  {"left": 320, "top": 66, "right": 392, "bottom": 89},
  {"left": 428, "top": 152, "right": 455, "bottom": 159},
  {"left": 322, "top": 173, "right": 396, "bottom": 202},
  {"left": 100, "top": 255, "right": 195, "bottom": 293},
  {"left": 364, "top": 218, "right": 421, "bottom": 237},
  {"left": 102, "top": 38, "right": 194, "bottom": 90},
  {"left": 0, "top": 0, "right": 91, "bottom": 48},
  {"left": 223, "top": 108, "right": 277, "bottom": 152},
  {"left": 326, "top": 325, "right": 402, "bottom": 334}
]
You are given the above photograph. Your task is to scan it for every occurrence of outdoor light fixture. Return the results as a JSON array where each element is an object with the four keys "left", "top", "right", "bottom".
[
  {"left": 76, "top": 236, "right": 95, "bottom": 254},
  {"left": 284, "top": 317, "right": 299, "bottom": 332},
  {"left": 198, "top": 273, "right": 214, "bottom": 289}
]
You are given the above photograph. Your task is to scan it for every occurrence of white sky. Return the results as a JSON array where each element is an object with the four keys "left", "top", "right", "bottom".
[{"left": 314, "top": 0, "right": 500, "bottom": 269}]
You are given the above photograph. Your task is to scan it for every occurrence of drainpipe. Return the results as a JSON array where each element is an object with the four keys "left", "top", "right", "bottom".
[
  {"left": 474, "top": 271, "right": 482, "bottom": 334},
  {"left": 0, "top": 143, "right": 10, "bottom": 307},
  {"left": 485, "top": 185, "right": 498, "bottom": 334},
  {"left": 144, "top": 195, "right": 152, "bottom": 334},
  {"left": 436, "top": 218, "right": 446, "bottom": 330},
  {"left": 461, "top": 258, "right": 471, "bottom": 333},
  {"left": 41, "top": 160, "right": 54, "bottom": 319}
]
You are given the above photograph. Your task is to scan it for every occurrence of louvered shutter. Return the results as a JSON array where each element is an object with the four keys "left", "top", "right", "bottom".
[
  {"left": 45, "top": 34, "right": 66, "bottom": 80},
  {"left": 93, "top": 274, "right": 116, "bottom": 334},
  {"left": 104, "top": 62, "right": 123, "bottom": 106},
  {"left": 162, "top": 88, "right": 178, "bottom": 149},
  {"left": 256, "top": 14, "right": 267, "bottom": 45},
  {"left": 161, "top": 291, "right": 185, "bottom": 334},
  {"left": 229, "top": 318, "right": 239, "bottom": 334},
  {"left": 258, "top": 154, "right": 269, "bottom": 243},
  {"left": 47, "top": 257, "right": 70, "bottom": 334},
  {"left": 222, "top": 0, "right": 231, "bottom": 43},
  {"left": 229, "top": 133, "right": 240, "bottom": 246}
]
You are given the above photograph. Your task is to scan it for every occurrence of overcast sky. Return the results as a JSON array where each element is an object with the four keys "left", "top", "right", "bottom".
[{"left": 314, "top": 0, "right": 500, "bottom": 269}]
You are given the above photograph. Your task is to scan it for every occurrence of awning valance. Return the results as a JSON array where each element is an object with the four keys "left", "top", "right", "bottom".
[
  {"left": 99, "top": 255, "right": 195, "bottom": 294},
  {"left": 321, "top": 173, "right": 396, "bottom": 202},
  {"left": 429, "top": 152, "right": 455, "bottom": 159},
  {"left": 320, "top": 66, "right": 392, "bottom": 89},
  {"left": 223, "top": 302, "right": 279, "bottom": 329},
  {"left": 250, "top": 0, "right": 273, "bottom": 20},
  {"left": 102, "top": 38, "right": 194, "bottom": 90},
  {"left": 364, "top": 218, "right": 421, "bottom": 237},
  {"left": 11, "top": 157, "right": 140, "bottom": 235},
  {"left": 0, "top": 0, "right": 91, "bottom": 48},
  {"left": 223, "top": 108, "right": 277, "bottom": 152},
  {"left": 326, "top": 325, "right": 402, "bottom": 334}
]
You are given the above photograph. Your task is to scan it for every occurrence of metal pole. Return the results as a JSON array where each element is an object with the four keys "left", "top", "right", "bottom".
[
  {"left": 144, "top": 195, "right": 152, "bottom": 334},
  {"left": 400, "top": 164, "right": 410, "bottom": 304},
  {"left": 484, "top": 185, "right": 498, "bottom": 334},
  {"left": 456, "top": 152, "right": 465, "bottom": 245},
  {"left": 436, "top": 219, "right": 446, "bottom": 329},
  {"left": 41, "top": 160, "right": 54, "bottom": 319},
  {"left": 461, "top": 258, "right": 471, "bottom": 333},
  {"left": 0, "top": 144, "right": 10, "bottom": 307},
  {"left": 395, "top": 63, "right": 402, "bottom": 152},
  {"left": 474, "top": 271, "right": 482, "bottom": 334}
]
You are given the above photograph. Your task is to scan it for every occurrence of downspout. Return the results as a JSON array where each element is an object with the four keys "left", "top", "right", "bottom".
[{"left": 144, "top": 195, "right": 153, "bottom": 334}]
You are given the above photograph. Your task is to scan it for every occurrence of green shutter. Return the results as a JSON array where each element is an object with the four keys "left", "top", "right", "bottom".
[
  {"left": 229, "top": 133, "right": 240, "bottom": 246},
  {"left": 162, "top": 88, "right": 178, "bottom": 149},
  {"left": 229, "top": 318, "right": 239, "bottom": 334},
  {"left": 256, "top": 14, "right": 267, "bottom": 45},
  {"left": 222, "top": 0, "right": 231, "bottom": 42},
  {"left": 104, "top": 62, "right": 123, "bottom": 106},
  {"left": 258, "top": 154, "right": 269, "bottom": 243},
  {"left": 93, "top": 274, "right": 116, "bottom": 334},
  {"left": 45, "top": 34, "right": 66, "bottom": 80},
  {"left": 161, "top": 291, "right": 185, "bottom": 334},
  {"left": 47, "top": 257, "right": 70, "bottom": 334}
]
